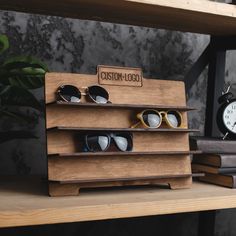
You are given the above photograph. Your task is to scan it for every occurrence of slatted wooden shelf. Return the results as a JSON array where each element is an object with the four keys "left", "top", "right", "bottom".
[
  {"left": 47, "top": 126, "right": 199, "bottom": 133},
  {"left": 48, "top": 150, "right": 201, "bottom": 157},
  {"left": 1, "top": 177, "right": 236, "bottom": 228},
  {"left": 0, "top": 0, "right": 236, "bottom": 35},
  {"left": 47, "top": 101, "right": 195, "bottom": 111}
]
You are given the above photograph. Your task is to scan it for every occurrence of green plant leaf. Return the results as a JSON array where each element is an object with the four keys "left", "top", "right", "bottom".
[
  {"left": 0, "top": 131, "right": 36, "bottom": 144},
  {"left": 0, "top": 35, "right": 9, "bottom": 54},
  {"left": 0, "top": 56, "right": 48, "bottom": 89},
  {"left": 2, "top": 56, "right": 48, "bottom": 72},
  {"left": 0, "top": 85, "right": 42, "bottom": 110},
  {"left": 2, "top": 74, "right": 45, "bottom": 90}
]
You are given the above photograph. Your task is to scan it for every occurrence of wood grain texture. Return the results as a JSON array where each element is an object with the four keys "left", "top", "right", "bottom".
[
  {"left": 48, "top": 101, "right": 194, "bottom": 111},
  {"left": 45, "top": 69, "right": 191, "bottom": 195},
  {"left": 97, "top": 65, "right": 143, "bottom": 87},
  {"left": 48, "top": 126, "right": 199, "bottom": 132},
  {"left": 0, "top": 0, "right": 236, "bottom": 35},
  {"left": 48, "top": 151, "right": 201, "bottom": 158},
  {"left": 47, "top": 130, "right": 190, "bottom": 154},
  {"left": 48, "top": 155, "right": 191, "bottom": 182},
  {"left": 49, "top": 176, "right": 192, "bottom": 196},
  {"left": 45, "top": 72, "right": 186, "bottom": 106},
  {"left": 2, "top": 178, "right": 236, "bottom": 228},
  {"left": 56, "top": 174, "right": 192, "bottom": 184},
  {"left": 46, "top": 105, "right": 189, "bottom": 129}
]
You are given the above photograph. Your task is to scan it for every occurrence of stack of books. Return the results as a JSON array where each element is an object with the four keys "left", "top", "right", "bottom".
[{"left": 191, "top": 137, "right": 236, "bottom": 188}]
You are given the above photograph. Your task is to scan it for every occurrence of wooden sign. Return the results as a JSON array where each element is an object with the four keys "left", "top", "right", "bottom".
[{"left": 98, "top": 65, "right": 143, "bottom": 87}]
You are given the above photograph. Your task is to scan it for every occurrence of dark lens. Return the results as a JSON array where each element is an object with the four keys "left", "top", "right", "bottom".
[
  {"left": 142, "top": 110, "right": 161, "bottom": 128},
  {"left": 58, "top": 85, "right": 81, "bottom": 102},
  {"left": 87, "top": 85, "right": 109, "bottom": 103},
  {"left": 113, "top": 133, "right": 133, "bottom": 151},
  {"left": 86, "top": 135, "right": 109, "bottom": 151},
  {"left": 167, "top": 111, "right": 182, "bottom": 128}
]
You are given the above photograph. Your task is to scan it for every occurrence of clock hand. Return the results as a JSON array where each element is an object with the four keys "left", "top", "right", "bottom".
[{"left": 232, "top": 122, "right": 236, "bottom": 130}]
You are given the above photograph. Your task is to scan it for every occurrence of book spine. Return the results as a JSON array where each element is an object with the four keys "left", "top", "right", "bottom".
[
  {"left": 221, "top": 155, "right": 236, "bottom": 168},
  {"left": 233, "top": 176, "right": 236, "bottom": 188},
  {"left": 193, "top": 140, "right": 236, "bottom": 154},
  {"left": 218, "top": 168, "right": 236, "bottom": 174}
]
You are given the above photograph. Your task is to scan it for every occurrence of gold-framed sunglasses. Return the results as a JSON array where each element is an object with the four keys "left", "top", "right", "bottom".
[
  {"left": 131, "top": 109, "right": 183, "bottom": 129},
  {"left": 57, "top": 84, "right": 110, "bottom": 104}
]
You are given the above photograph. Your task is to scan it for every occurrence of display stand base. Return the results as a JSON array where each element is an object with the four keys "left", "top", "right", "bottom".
[{"left": 49, "top": 177, "right": 192, "bottom": 197}]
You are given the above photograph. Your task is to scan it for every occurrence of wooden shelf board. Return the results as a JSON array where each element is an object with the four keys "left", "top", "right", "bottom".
[
  {"left": 0, "top": 0, "right": 236, "bottom": 35},
  {"left": 47, "top": 101, "right": 195, "bottom": 111},
  {"left": 47, "top": 126, "right": 199, "bottom": 133},
  {"left": 48, "top": 150, "right": 201, "bottom": 157},
  {"left": 51, "top": 174, "right": 192, "bottom": 184},
  {"left": 1, "top": 177, "right": 236, "bottom": 228}
]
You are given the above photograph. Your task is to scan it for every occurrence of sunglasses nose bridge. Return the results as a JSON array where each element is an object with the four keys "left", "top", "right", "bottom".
[
  {"left": 137, "top": 113, "right": 142, "bottom": 119},
  {"left": 79, "top": 86, "right": 88, "bottom": 95},
  {"left": 159, "top": 111, "right": 166, "bottom": 116}
]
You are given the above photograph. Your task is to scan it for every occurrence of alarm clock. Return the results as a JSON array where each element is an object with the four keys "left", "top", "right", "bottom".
[{"left": 217, "top": 84, "right": 236, "bottom": 140}]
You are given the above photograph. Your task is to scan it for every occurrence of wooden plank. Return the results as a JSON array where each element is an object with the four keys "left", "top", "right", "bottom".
[
  {"left": 2, "top": 178, "right": 236, "bottom": 228},
  {"left": 0, "top": 0, "right": 236, "bottom": 35},
  {"left": 54, "top": 175, "right": 192, "bottom": 184},
  {"left": 48, "top": 155, "right": 191, "bottom": 181},
  {"left": 48, "top": 126, "right": 199, "bottom": 132},
  {"left": 46, "top": 105, "right": 189, "bottom": 129},
  {"left": 48, "top": 151, "right": 201, "bottom": 157},
  {"left": 45, "top": 73, "right": 186, "bottom": 106},
  {"left": 49, "top": 176, "right": 192, "bottom": 196},
  {"left": 47, "top": 130, "right": 190, "bottom": 154},
  {"left": 48, "top": 101, "right": 194, "bottom": 111}
]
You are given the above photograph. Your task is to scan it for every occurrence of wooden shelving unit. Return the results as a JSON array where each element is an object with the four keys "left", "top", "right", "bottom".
[
  {"left": 0, "top": 0, "right": 236, "bottom": 35},
  {"left": 0, "top": 0, "right": 235, "bottom": 232}
]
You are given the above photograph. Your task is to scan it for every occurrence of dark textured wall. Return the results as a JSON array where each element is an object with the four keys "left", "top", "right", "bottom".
[
  {"left": 0, "top": 10, "right": 209, "bottom": 175},
  {"left": 0, "top": 10, "right": 235, "bottom": 236}
]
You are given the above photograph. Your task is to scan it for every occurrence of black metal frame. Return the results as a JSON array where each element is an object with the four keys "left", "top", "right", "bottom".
[
  {"left": 184, "top": 36, "right": 236, "bottom": 137},
  {"left": 185, "top": 35, "right": 236, "bottom": 236}
]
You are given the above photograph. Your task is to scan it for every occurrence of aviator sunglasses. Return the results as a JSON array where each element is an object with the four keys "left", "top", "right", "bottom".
[
  {"left": 131, "top": 109, "right": 183, "bottom": 129},
  {"left": 84, "top": 132, "right": 133, "bottom": 152},
  {"left": 57, "top": 84, "right": 110, "bottom": 104}
]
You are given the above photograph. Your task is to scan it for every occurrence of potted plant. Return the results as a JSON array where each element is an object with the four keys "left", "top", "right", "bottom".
[{"left": 0, "top": 34, "right": 48, "bottom": 144}]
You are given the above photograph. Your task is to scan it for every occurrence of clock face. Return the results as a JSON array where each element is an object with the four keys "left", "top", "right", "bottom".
[{"left": 223, "top": 101, "right": 236, "bottom": 134}]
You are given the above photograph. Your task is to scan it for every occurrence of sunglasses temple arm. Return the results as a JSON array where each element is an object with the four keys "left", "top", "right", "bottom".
[{"left": 131, "top": 121, "right": 140, "bottom": 129}]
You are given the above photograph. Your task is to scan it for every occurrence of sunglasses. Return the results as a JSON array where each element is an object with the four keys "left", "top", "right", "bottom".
[
  {"left": 84, "top": 132, "right": 133, "bottom": 152},
  {"left": 131, "top": 109, "right": 183, "bottom": 129},
  {"left": 57, "top": 84, "right": 110, "bottom": 104}
]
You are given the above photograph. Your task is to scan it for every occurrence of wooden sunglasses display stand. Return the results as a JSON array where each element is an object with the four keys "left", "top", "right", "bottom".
[{"left": 45, "top": 66, "right": 194, "bottom": 196}]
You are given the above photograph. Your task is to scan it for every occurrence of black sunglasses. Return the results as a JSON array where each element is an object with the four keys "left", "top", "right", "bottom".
[
  {"left": 57, "top": 84, "right": 110, "bottom": 104},
  {"left": 84, "top": 132, "right": 133, "bottom": 152}
]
